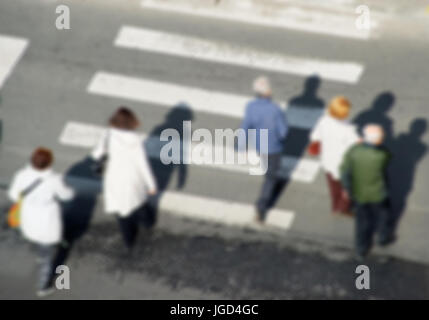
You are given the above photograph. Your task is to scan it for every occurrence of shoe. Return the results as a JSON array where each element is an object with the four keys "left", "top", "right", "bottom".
[
  {"left": 125, "top": 247, "right": 136, "bottom": 259},
  {"left": 61, "top": 240, "right": 70, "bottom": 249},
  {"left": 342, "top": 211, "right": 354, "bottom": 217},
  {"left": 333, "top": 211, "right": 354, "bottom": 217},
  {"left": 377, "top": 255, "right": 393, "bottom": 264},
  {"left": 36, "top": 287, "right": 55, "bottom": 298},
  {"left": 355, "top": 254, "right": 366, "bottom": 262},
  {"left": 379, "top": 235, "right": 397, "bottom": 247},
  {"left": 354, "top": 251, "right": 368, "bottom": 262},
  {"left": 254, "top": 213, "right": 265, "bottom": 225}
]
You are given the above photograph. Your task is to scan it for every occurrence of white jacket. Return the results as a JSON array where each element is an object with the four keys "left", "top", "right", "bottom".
[
  {"left": 310, "top": 114, "right": 359, "bottom": 180},
  {"left": 8, "top": 166, "right": 74, "bottom": 245},
  {"left": 91, "top": 128, "right": 157, "bottom": 217}
]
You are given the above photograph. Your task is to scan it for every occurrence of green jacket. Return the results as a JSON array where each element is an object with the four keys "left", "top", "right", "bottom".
[{"left": 340, "top": 143, "right": 391, "bottom": 204}]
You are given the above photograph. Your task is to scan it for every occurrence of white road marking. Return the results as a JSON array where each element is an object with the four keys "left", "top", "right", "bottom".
[
  {"left": 160, "top": 191, "right": 295, "bottom": 231},
  {"left": 87, "top": 71, "right": 324, "bottom": 130},
  {"left": 140, "top": 0, "right": 375, "bottom": 40},
  {"left": 59, "top": 121, "right": 106, "bottom": 148},
  {"left": 0, "top": 35, "right": 29, "bottom": 89},
  {"left": 57, "top": 174, "right": 297, "bottom": 231},
  {"left": 114, "top": 26, "right": 364, "bottom": 83},
  {"left": 59, "top": 121, "right": 321, "bottom": 183},
  {"left": 88, "top": 72, "right": 249, "bottom": 118}
]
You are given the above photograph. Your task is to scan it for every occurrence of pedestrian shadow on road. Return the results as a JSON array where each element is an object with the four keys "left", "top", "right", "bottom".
[
  {"left": 0, "top": 94, "right": 3, "bottom": 147},
  {"left": 353, "top": 91, "right": 395, "bottom": 148},
  {"left": 267, "top": 76, "right": 325, "bottom": 211},
  {"left": 144, "top": 104, "right": 194, "bottom": 228},
  {"left": 55, "top": 156, "right": 100, "bottom": 267},
  {"left": 353, "top": 93, "right": 428, "bottom": 231},
  {"left": 388, "top": 118, "right": 427, "bottom": 230},
  {"left": 0, "top": 119, "right": 3, "bottom": 146}
]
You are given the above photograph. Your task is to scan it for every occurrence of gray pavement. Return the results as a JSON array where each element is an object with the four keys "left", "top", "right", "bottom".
[
  {"left": 0, "top": 0, "right": 429, "bottom": 299},
  {"left": 1, "top": 212, "right": 429, "bottom": 299}
]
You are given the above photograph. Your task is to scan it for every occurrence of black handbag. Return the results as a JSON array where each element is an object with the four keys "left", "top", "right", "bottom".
[{"left": 91, "top": 155, "right": 108, "bottom": 177}]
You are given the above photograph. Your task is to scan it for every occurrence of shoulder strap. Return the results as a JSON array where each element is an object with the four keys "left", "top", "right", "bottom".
[
  {"left": 21, "top": 178, "right": 43, "bottom": 198},
  {"left": 103, "top": 130, "right": 111, "bottom": 155}
]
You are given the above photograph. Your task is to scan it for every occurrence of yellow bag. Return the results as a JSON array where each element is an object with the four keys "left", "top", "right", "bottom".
[
  {"left": 7, "top": 197, "right": 22, "bottom": 229},
  {"left": 6, "top": 178, "right": 43, "bottom": 229}
]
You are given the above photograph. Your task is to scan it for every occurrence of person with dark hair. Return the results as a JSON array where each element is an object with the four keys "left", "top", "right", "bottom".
[
  {"left": 109, "top": 106, "right": 140, "bottom": 130},
  {"left": 8, "top": 147, "right": 74, "bottom": 297},
  {"left": 91, "top": 106, "right": 157, "bottom": 250}
]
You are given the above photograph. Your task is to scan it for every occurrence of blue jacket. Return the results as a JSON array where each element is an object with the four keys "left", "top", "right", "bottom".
[{"left": 241, "top": 97, "right": 289, "bottom": 154}]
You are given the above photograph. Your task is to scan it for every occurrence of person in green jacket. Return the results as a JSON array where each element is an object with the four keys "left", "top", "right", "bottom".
[{"left": 341, "top": 124, "right": 396, "bottom": 259}]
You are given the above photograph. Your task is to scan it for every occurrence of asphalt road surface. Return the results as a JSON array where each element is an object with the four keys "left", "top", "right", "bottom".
[{"left": 1, "top": 214, "right": 429, "bottom": 300}]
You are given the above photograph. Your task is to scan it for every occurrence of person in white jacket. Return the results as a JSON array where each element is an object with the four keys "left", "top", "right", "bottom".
[
  {"left": 310, "top": 96, "right": 360, "bottom": 215},
  {"left": 92, "top": 107, "right": 157, "bottom": 250},
  {"left": 8, "top": 147, "right": 74, "bottom": 297}
]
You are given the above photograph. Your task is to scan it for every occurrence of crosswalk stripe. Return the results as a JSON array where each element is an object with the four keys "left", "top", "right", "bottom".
[
  {"left": 59, "top": 121, "right": 321, "bottom": 183},
  {"left": 159, "top": 191, "right": 295, "bottom": 231},
  {"left": 88, "top": 71, "right": 249, "bottom": 118},
  {"left": 65, "top": 175, "right": 296, "bottom": 231},
  {"left": 114, "top": 26, "right": 364, "bottom": 84},
  {"left": 0, "top": 35, "right": 29, "bottom": 89},
  {"left": 140, "top": 0, "right": 374, "bottom": 40},
  {"left": 87, "top": 71, "right": 324, "bottom": 130}
]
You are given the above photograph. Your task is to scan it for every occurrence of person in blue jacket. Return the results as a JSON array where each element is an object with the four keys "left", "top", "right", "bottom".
[{"left": 241, "top": 76, "right": 289, "bottom": 222}]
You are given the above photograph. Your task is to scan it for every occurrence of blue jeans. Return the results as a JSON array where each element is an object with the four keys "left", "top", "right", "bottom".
[
  {"left": 37, "top": 244, "right": 58, "bottom": 290},
  {"left": 256, "top": 153, "right": 284, "bottom": 220}
]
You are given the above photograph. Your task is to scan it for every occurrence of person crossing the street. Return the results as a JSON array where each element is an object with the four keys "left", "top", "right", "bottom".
[
  {"left": 341, "top": 124, "right": 396, "bottom": 259},
  {"left": 241, "top": 76, "right": 289, "bottom": 223}
]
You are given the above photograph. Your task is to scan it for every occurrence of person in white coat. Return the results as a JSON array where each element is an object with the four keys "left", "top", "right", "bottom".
[
  {"left": 310, "top": 96, "right": 360, "bottom": 215},
  {"left": 92, "top": 107, "right": 157, "bottom": 250},
  {"left": 8, "top": 148, "right": 74, "bottom": 297}
]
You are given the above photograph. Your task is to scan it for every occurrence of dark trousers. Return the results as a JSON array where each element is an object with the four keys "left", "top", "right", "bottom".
[
  {"left": 37, "top": 244, "right": 58, "bottom": 290},
  {"left": 116, "top": 201, "right": 155, "bottom": 249},
  {"left": 355, "top": 199, "right": 395, "bottom": 256},
  {"left": 326, "top": 173, "right": 351, "bottom": 214},
  {"left": 256, "top": 153, "right": 285, "bottom": 220},
  {"left": 117, "top": 212, "right": 140, "bottom": 249}
]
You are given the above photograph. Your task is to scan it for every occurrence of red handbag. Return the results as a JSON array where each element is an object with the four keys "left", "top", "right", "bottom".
[{"left": 308, "top": 141, "right": 321, "bottom": 156}]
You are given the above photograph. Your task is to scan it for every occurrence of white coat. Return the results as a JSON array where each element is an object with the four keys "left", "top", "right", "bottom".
[
  {"left": 310, "top": 114, "right": 359, "bottom": 180},
  {"left": 8, "top": 166, "right": 74, "bottom": 245},
  {"left": 91, "top": 128, "right": 157, "bottom": 217}
]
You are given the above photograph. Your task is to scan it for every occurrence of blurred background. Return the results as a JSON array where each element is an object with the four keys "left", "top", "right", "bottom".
[{"left": 1, "top": 0, "right": 429, "bottom": 299}]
